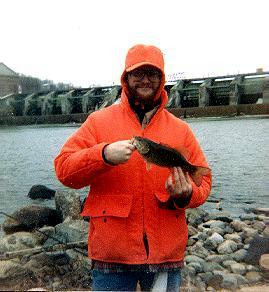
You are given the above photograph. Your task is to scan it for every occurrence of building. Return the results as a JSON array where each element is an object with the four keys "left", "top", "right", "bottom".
[{"left": 0, "top": 63, "right": 20, "bottom": 97}]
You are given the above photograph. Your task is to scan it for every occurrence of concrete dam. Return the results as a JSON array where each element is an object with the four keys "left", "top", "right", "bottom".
[{"left": 1, "top": 71, "right": 269, "bottom": 125}]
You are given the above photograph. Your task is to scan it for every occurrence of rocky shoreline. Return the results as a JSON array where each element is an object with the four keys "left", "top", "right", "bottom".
[{"left": 0, "top": 186, "right": 268, "bottom": 291}]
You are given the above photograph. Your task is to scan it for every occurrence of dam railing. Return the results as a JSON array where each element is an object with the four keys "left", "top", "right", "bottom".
[{"left": 0, "top": 71, "right": 269, "bottom": 118}]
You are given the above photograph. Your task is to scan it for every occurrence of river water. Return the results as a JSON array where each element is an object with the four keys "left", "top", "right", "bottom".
[{"left": 0, "top": 116, "right": 269, "bottom": 231}]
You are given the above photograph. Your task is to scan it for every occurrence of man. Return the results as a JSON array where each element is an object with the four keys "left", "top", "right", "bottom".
[{"left": 54, "top": 44, "right": 212, "bottom": 291}]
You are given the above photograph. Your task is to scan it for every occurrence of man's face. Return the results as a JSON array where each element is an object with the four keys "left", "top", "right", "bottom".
[{"left": 126, "top": 65, "right": 162, "bottom": 103}]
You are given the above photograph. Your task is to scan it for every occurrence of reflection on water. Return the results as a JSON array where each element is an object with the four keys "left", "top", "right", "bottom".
[
  {"left": 188, "top": 116, "right": 269, "bottom": 215},
  {"left": 0, "top": 117, "right": 268, "bottom": 228}
]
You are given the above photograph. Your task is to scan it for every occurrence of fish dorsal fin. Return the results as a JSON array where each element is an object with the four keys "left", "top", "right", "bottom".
[
  {"left": 159, "top": 142, "right": 190, "bottom": 160},
  {"left": 176, "top": 145, "right": 190, "bottom": 160}
]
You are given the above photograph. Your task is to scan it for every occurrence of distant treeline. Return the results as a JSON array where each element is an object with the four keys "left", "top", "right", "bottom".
[{"left": 18, "top": 75, "right": 73, "bottom": 94}]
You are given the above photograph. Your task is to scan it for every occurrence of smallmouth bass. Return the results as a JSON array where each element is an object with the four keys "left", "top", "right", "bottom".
[{"left": 132, "top": 136, "right": 211, "bottom": 187}]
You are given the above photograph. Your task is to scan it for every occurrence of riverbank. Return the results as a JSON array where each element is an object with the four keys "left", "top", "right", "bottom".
[
  {"left": 0, "top": 104, "right": 269, "bottom": 126},
  {"left": 0, "top": 189, "right": 268, "bottom": 291}
]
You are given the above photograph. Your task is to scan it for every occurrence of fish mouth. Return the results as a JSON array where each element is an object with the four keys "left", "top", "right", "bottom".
[
  {"left": 132, "top": 137, "right": 141, "bottom": 149},
  {"left": 132, "top": 136, "right": 149, "bottom": 154},
  {"left": 132, "top": 136, "right": 144, "bottom": 145},
  {"left": 133, "top": 136, "right": 141, "bottom": 141}
]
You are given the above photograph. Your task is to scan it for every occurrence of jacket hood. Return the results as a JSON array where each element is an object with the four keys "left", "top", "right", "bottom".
[{"left": 120, "top": 44, "right": 167, "bottom": 103}]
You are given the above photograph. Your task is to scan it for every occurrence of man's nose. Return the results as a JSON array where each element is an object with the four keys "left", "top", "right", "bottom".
[{"left": 141, "top": 74, "right": 151, "bottom": 82}]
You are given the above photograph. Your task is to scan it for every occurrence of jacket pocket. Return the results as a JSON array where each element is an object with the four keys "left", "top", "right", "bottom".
[
  {"left": 154, "top": 192, "right": 176, "bottom": 210},
  {"left": 81, "top": 193, "right": 133, "bottom": 218},
  {"left": 82, "top": 193, "right": 134, "bottom": 261},
  {"left": 154, "top": 192, "right": 170, "bottom": 203}
]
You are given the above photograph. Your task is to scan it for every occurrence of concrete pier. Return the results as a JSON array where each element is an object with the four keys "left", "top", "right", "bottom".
[{"left": 0, "top": 72, "right": 268, "bottom": 122}]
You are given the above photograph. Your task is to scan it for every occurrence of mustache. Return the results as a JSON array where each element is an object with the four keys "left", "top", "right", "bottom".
[{"left": 136, "top": 85, "right": 153, "bottom": 88}]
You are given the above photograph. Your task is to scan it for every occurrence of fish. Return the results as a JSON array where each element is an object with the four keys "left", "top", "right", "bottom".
[{"left": 132, "top": 136, "right": 211, "bottom": 187}]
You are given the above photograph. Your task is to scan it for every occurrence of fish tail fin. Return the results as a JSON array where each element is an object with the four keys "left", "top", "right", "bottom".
[{"left": 190, "top": 166, "right": 211, "bottom": 187}]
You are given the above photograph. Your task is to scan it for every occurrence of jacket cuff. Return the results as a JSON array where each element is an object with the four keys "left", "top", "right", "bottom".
[
  {"left": 172, "top": 192, "right": 193, "bottom": 209},
  {"left": 102, "top": 144, "right": 117, "bottom": 166}
]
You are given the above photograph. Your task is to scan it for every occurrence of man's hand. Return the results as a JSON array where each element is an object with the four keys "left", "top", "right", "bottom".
[
  {"left": 165, "top": 167, "right": 192, "bottom": 199},
  {"left": 103, "top": 140, "right": 136, "bottom": 165}
]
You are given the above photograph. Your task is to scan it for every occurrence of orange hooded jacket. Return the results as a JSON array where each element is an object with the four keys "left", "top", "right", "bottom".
[{"left": 54, "top": 44, "right": 212, "bottom": 264}]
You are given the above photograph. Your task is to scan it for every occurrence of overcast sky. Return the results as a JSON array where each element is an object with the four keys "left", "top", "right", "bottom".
[{"left": 1, "top": 0, "right": 268, "bottom": 87}]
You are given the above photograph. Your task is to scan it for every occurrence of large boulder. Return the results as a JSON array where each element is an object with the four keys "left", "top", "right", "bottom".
[
  {"left": 2, "top": 205, "right": 61, "bottom": 234},
  {"left": 43, "top": 219, "right": 88, "bottom": 246},
  {"left": 0, "top": 231, "right": 42, "bottom": 254},
  {"left": 204, "top": 232, "right": 224, "bottom": 250},
  {"left": 244, "top": 235, "right": 269, "bottom": 265},
  {"left": 259, "top": 254, "right": 269, "bottom": 281},
  {"left": 186, "top": 208, "right": 208, "bottom": 227},
  {"left": 24, "top": 251, "right": 92, "bottom": 290},
  {"left": 55, "top": 190, "right": 81, "bottom": 221},
  {"left": 205, "top": 211, "right": 233, "bottom": 223},
  {"left": 28, "top": 185, "right": 56, "bottom": 200},
  {"left": 217, "top": 240, "right": 238, "bottom": 254},
  {"left": 0, "top": 260, "right": 38, "bottom": 290},
  {"left": 251, "top": 207, "right": 269, "bottom": 217}
]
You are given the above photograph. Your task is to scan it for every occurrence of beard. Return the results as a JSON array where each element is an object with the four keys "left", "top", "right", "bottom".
[
  {"left": 128, "top": 89, "right": 161, "bottom": 115},
  {"left": 128, "top": 85, "right": 160, "bottom": 108}
]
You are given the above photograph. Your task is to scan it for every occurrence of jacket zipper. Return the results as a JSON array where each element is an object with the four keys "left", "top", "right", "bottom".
[
  {"left": 140, "top": 131, "right": 149, "bottom": 259},
  {"left": 143, "top": 232, "right": 149, "bottom": 258}
]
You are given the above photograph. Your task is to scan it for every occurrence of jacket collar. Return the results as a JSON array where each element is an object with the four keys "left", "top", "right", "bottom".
[{"left": 119, "top": 89, "right": 168, "bottom": 122}]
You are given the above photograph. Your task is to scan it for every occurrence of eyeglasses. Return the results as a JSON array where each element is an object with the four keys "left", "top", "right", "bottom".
[{"left": 129, "top": 68, "right": 162, "bottom": 82}]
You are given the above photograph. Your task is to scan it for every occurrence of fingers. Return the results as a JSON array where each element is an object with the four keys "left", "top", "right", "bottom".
[
  {"left": 125, "top": 147, "right": 134, "bottom": 158},
  {"left": 104, "top": 140, "right": 136, "bottom": 165},
  {"left": 176, "top": 167, "right": 192, "bottom": 195},
  {"left": 173, "top": 167, "right": 181, "bottom": 188},
  {"left": 125, "top": 141, "right": 136, "bottom": 158},
  {"left": 165, "top": 173, "right": 174, "bottom": 194},
  {"left": 125, "top": 140, "right": 136, "bottom": 151},
  {"left": 120, "top": 141, "right": 135, "bottom": 161},
  {"left": 166, "top": 167, "right": 192, "bottom": 198}
]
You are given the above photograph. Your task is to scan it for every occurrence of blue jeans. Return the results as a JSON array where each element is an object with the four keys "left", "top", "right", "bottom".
[{"left": 92, "top": 270, "right": 181, "bottom": 291}]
